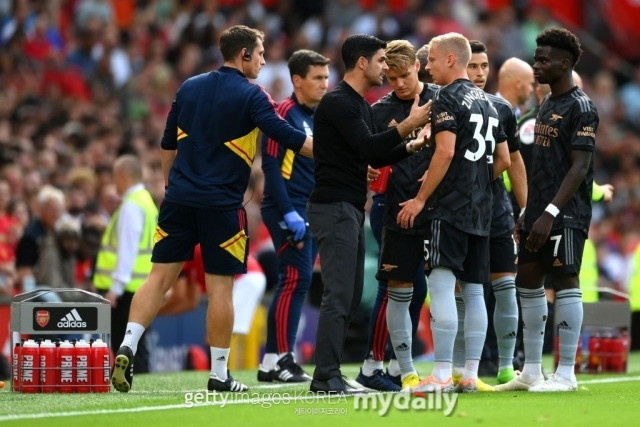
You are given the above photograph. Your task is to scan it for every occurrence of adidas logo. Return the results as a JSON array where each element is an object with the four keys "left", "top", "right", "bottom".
[
  {"left": 395, "top": 343, "right": 410, "bottom": 352},
  {"left": 216, "top": 356, "right": 227, "bottom": 361},
  {"left": 553, "top": 258, "right": 563, "bottom": 267},
  {"left": 125, "top": 329, "right": 132, "bottom": 335},
  {"left": 57, "top": 309, "right": 87, "bottom": 328},
  {"left": 388, "top": 119, "right": 399, "bottom": 127},
  {"left": 558, "top": 321, "right": 571, "bottom": 330},
  {"left": 503, "top": 331, "right": 517, "bottom": 339}
]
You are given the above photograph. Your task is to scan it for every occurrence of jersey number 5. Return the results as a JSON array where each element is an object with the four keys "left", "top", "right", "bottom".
[{"left": 465, "top": 113, "right": 498, "bottom": 163}]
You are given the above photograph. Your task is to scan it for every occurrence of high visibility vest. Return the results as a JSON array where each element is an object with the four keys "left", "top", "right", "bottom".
[
  {"left": 580, "top": 239, "right": 599, "bottom": 303},
  {"left": 93, "top": 187, "right": 158, "bottom": 293},
  {"left": 630, "top": 245, "right": 640, "bottom": 312}
]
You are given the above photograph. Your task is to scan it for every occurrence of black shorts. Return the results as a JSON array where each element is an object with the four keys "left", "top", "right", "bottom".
[
  {"left": 152, "top": 201, "right": 249, "bottom": 275},
  {"left": 490, "top": 232, "right": 517, "bottom": 273},
  {"left": 518, "top": 228, "right": 586, "bottom": 276},
  {"left": 376, "top": 228, "right": 426, "bottom": 282},
  {"left": 425, "top": 219, "right": 490, "bottom": 284}
]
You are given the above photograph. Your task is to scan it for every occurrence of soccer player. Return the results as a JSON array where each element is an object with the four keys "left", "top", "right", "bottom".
[
  {"left": 110, "top": 25, "right": 313, "bottom": 394},
  {"left": 496, "top": 28, "right": 598, "bottom": 392},
  {"left": 355, "top": 40, "right": 436, "bottom": 392},
  {"left": 452, "top": 43, "right": 530, "bottom": 387},
  {"left": 397, "top": 32, "right": 510, "bottom": 393},
  {"left": 257, "top": 49, "right": 330, "bottom": 383}
]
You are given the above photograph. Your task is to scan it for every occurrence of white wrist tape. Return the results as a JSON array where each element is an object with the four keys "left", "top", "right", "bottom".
[{"left": 545, "top": 203, "right": 560, "bottom": 218}]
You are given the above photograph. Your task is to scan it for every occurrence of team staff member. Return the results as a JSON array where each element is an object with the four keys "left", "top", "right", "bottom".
[
  {"left": 110, "top": 25, "right": 313, "bottom": 394},
  {"left": 308, "top": 34, "right": 430, "bottom": 394},
  {"left": 94, "top": 155, "right": 157, "bottom": 374},
  {"left": 258, "top": 49, "right": 330, "bottom": 383},
  {"left": 496, "top": 28, "right": 598, "bottom": 393}
]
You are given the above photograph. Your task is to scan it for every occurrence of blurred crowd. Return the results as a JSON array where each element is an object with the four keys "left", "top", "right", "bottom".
[{"left": 0, "top": 0, "right": 639, "bottom": 299}]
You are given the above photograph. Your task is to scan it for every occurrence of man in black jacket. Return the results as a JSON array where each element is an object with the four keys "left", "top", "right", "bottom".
[{"left": 308, "top": 34, "right": 430, "bottom": 394}]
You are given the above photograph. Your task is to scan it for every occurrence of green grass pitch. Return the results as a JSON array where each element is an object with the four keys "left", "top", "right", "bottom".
[{"left": 2, "top": 353, "right": 640, "bottom": 426}]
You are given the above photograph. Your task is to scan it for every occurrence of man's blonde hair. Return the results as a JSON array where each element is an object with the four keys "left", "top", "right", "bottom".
[
  {"left": 429, "top": 32, "right": 471, "bottom": 67},
  {"left": 384, "top": 39, "right": 417, "bottom": 71}
]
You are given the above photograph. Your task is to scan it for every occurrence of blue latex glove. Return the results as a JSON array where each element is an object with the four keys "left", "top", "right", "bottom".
[{"left": 284, "top": 210, "right": 306, "bottom": 241}]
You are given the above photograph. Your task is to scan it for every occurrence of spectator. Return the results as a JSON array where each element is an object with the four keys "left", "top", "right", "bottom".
[{"left": 15, "top": 185, "right": 66, "bottom": 292}]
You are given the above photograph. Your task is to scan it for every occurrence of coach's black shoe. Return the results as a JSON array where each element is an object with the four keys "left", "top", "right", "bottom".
[
  {"left": 208, "top": 371, "right": 249, "bottom": 392},
  {"left": 310, "top": 376, "right": 367, "bottom": 395},
  {"left": 111, "top": 346, "right": 134, "bottom": 392}
]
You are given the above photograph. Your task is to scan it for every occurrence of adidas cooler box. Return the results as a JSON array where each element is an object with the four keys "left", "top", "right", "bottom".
[{"left": 10, "top": 288, "right": 111, "bottom": 393}]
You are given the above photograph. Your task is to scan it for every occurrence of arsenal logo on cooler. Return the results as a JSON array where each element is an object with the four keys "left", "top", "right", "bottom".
[{"left": 36, "top": 310, "right": 50, "bottom": 327}]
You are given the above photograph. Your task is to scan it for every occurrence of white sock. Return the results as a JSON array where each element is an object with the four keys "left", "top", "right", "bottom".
[
  {"left": 362, "top": 357, "right": 383, "bottom": 376},
  {"left": 521, "top": 362, "right": 542, "bottom": 382},
  {"left": 462, "top": 359, "right": 480, "bottom": 382},
  {"left": 121, "top": 322, "right": 145, "bottom": 354},
  {"left": 556, "top": 363, "right": 576, "bottom": 380},
  {"left": 433, "top": 361, "right": 452, "bottom": 382},
  {"left": 260, "top": 353, "right": 279, "bottom": 370},
  {"left": 210, "top": 347, "right": 230, "bottom": 380},
  {"left": 387, "top": 359, "right": 400, "bottom": 377}
]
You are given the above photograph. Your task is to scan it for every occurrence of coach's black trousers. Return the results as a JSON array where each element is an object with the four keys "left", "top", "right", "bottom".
[{"left": 307, "top": 201, "right": 365, "bottom": 380}]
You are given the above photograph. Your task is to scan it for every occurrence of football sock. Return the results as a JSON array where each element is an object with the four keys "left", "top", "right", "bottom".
[
  {"left": 210, "top": 347, "right": 230, "bottom": 380},
  {"left": 428, "top": 268, "right": 457, "bottom": 367},
  {"left": 260, "top": 353, "right": 279, "bottom": 371},
  {"left": 362, "top": 354, "right": 383, "bottom": 376},
  {"left": 492, "top": 276, "right": 518, "bottom": 370},
  {"left": 387, "top": 287, "right": 414, "bottom": 375},
  {"left": 452, "top": 293, "right": 466, "bottom": 371},
  {"left": 555, "top": 288, "right": 583, "bottom": 379},
  {"left": 387, "top": 359, "right": 400, "bottom": 377},
  {"left": 121, "top": 322, "right": 145, "bottom": 354},
  {"left": 518, "top": 287, "right": 547, "bottom": 379},
  {"left": 460, "top": 282, "right": 487, "bottom": 369}
]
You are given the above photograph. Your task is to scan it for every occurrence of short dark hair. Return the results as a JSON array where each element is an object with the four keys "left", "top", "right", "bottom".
[
  {"left": 288, "top": 49, "right": 330, "bottom": 78},
  {"left": 469, "top": 40, "right": 487, "bottom": 55},
  {"left": 341, "top": 34, "right": 387, "bottom": 71},
  {"left": 536, "top": 28, "right": 582, "bottom": 66},
  {"left": 219, "top": 25, "right": 265, "bottom": 61}
]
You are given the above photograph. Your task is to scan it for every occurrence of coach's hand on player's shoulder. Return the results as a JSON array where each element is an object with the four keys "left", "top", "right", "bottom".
[{"left": 525, "top": 213, "right": 553, "bottom": 252}]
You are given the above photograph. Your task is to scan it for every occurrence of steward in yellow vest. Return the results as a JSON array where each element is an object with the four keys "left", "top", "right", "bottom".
[{"left": 93, "top": 155, "right": 158, "bottom": 373}]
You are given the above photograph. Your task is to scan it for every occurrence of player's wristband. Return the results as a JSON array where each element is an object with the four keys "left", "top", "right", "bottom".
[
  {"left": 545, "top": 203, "right": 560, "bottom": 218},
  {"left": 518, "top": 207, "right": 525, "bottom": 217}
]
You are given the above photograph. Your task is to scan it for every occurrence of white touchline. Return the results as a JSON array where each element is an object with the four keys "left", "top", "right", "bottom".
[{"left": 2, "top": 375, "right": 639, "bottom": 421}]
